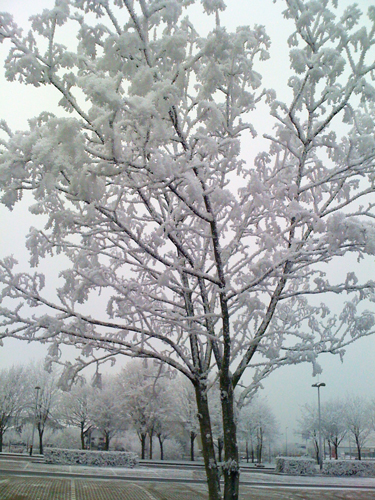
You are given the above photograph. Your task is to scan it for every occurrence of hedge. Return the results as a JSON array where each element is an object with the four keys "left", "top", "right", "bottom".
[
  {"left": 44, "top": 448, "right": 138, "bottom": 468},
  {"left": 275, "top": 457, "right": 317, "bottom": 475},
  {"left": 323, "top": 460, "right": 375, "bottom": 477}
]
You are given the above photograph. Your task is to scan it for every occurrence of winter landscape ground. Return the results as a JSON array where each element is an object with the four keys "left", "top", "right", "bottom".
[
  {"left": 1, "top": 476, "right": 375, "bottom": 500},
  {"left": 2, "top": 457, "right": 375, "bottom": 500},
  {"left": 1, "top": 474, "right": 375, "bottom": 500}
]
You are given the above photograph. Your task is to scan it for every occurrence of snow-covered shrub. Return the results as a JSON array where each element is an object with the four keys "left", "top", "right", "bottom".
[
  {"left": 323, "top": 460, "right": 375, "bottom": 477},
  {"left": 44, "top": 448, "right": 138, "bottom": 467},
  {"left": 275, "top": 457, "right": 317, "bottom": 475}
]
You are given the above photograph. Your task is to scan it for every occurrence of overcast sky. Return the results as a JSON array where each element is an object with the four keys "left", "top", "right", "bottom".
[{"left": 0, "top": 0, "right": 375, "bottom": 448}]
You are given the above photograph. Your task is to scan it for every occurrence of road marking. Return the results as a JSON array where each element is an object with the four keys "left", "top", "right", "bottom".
[
  {"left": 71, "top": 479, "right": 76, "bottom": 500},
  {"left": 131, "top": 482, "right": 159, "bottom": 500}
]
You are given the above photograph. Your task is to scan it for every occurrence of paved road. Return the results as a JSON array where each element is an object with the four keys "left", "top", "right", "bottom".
[{"left": 1, "top": 456, "right": 375, "bottom": 499}]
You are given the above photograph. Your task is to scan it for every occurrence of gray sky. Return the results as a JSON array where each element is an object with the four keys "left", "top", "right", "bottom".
[{"left": 0, "top": 0, "right": 375, "bottom": 447}]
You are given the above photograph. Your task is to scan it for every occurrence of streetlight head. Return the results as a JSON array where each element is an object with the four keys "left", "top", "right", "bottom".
[
  {"left": 312, "top": 382, "right": 326, "bottom": 388},
  {"left": 35, "top": 386, "right": 41, "bottom": 390}
]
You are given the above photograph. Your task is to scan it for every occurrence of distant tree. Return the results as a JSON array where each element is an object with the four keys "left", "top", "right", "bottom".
[
  {"left": 345, "top": 395, "right": 371, "bottom": 461},
  {"left": 89, "top": 376, "right": 123, "bottom": 451},
  {"left": 154, "top": 391, "right": 176, "bottom": 460},
  {"left": 174, "top": 377, "right": 200, "bottom": 461},
  {"left": 238, "top": 397, "right": 278, "bottom": 464},
  {"left": 60, "top": 381, "right": 93, "bottom": 450},
  {"left": 322, "top": 400, "right": 347, "bottom": 460},
  {"left": 117, "top": 360, "right": 171, "bottom": 459},
  {"left": 299, "top": 398, "right": 347, "bottom": 461},
  {"left": 1, "top": 1, "right": 375, "bottom": 498},
  {"left": 0, "top": 366, "right": 25, "bottom": 452},
  {"left": 368, "top": 398, "right": 375, "bottom": 436},
  {"left": 27, "top": 367, "right": 60, "bottom": 455}
]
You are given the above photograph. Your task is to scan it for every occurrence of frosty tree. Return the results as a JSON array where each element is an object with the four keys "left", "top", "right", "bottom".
[
  {"left": 0, "top": 366, "right": 25, "bottom": 452},
  {"left": 1, "top": 0, "right": 375, "bottom": 498}
]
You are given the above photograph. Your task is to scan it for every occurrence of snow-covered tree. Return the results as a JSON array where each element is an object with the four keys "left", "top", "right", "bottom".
[
  {"left": 27, "top": 366, "right": 60, "bottom": 455},
  {"left": 238, "top": 397, "right": 278, "bottom": 464},
  {"left": 322, "top": 400, "right": 347, "bottom": 460},
  {"left": 0, "top": 366, "right": 25, "bottom": 452},
  {"left": 299, "top": 398, "right": 346, "bottom": 461},
  {"left": 298, "top": 403, "right": 320, "bottom": 462},
  {"left": 89, "top": 375, "right": 124, "bottom": 451},
  {"left": 59, "top": 380, "right": 93, "bottom": 449},
  {"left": 345, "top": 395, "right": 371, "bottom": 461},
  {"left": 118, "top": 360, "right": 174, "bottom": 459},
  {"left": 174, "top": 376, "right": 200, "bottom": 461},
  {"left": 1, "top": 1, "right": 375, "bottom": 498}
]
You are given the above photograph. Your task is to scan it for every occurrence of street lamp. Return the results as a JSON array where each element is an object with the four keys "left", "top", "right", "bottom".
[
  {"left": 30, "top": 386, "right": 41, "bottom": 456},
  {"left": 312, "top": 382, "right": 325, "bottom": 470}
]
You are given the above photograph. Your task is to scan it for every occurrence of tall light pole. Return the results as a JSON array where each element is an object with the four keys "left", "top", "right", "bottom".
[
  {"left": 30, "top": 386, "right": 41, "bottom": 456},
  {"left": 312, "top": 382, "right": 325, "bottom": 470}
]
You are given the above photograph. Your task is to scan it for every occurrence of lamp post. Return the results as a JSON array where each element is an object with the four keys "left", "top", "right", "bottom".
[
  {"left": 312, "top": 382, "right": 325, "bottom": 470},
  {"left": 30, "top": 386, "right": 41, "bottom": 456}
]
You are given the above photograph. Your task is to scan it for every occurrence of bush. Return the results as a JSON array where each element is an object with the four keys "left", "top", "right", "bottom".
[
  {"left": 323, "top": 460, "right": 375, "bottom": 477},
  {"left": 275, "top": 457, "right": 317, "bottom": 475},
  {"left": 44, "top": 448, "right": 138, "bottom": 467}
]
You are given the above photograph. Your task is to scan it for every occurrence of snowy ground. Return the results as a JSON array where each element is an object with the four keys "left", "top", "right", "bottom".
[{"left": 1, "top": 457, "right": 375, "bottom": 499}]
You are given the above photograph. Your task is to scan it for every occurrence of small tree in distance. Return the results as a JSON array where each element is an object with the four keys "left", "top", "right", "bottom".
[
  {"left": 323, "top": 400, "right": 347, "bottom": 460},
  {"left": 174, "top": 377, "right": 200, "bottom": 461},
  {"left": 0, "top": 366, "right": 25, "bottom": 452},
  {"left": 238, "top": 397, "right": 278, "bottom": 464},
  {"left": 1, "top": 1, "right": 375, "bottom": 498},
  {"left": 59, "top": 381, "right": 93, "bottom": 450},
  {"left": 345, "top": 395, "right": 371, "bottom": 461},
  {"left": 117, "top": 360, "right": 172, "bottom": 459},
  {"left": 29, "top": 367, "right": 59, "bottom": 455},
  {"left": 89, "top": 375, "right": 124, "bottom": 451},
  {"left": 299, "top": 398, "right": 347, "bottom": 462}
]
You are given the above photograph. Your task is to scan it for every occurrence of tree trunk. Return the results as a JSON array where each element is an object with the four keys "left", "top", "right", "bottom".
[
  {"left": 190, "top": 431, "right": 196, "bottom": 462},
  {"left": 313, "top": 436, "right": 319, "bottom": 464},
  {"left": 246, "top": 441, "right": 249, "bottom": 463},
  {"left": 157, "top": 434, "right": 164, "bottom": 460},
  {"left": 220, "top": 374, "right": 239, "bottom": 500},
  {"left": 194, "top": 381, "right": 221, "bottom": 500},
  {"left": 218, "top": 437, "right": 223, "bottom": 463},
  {"left": 38, "top": 427, "right": 44, "bottom": 455},
  {"left": 149, "top": 429, "right": 154, "bottom": 460},
  {"left": 355, "top": 435, "right": 361, "bottom": 460},
  {"left": 257, "top": 441, "right": 263, "bottom": 464},
  {"left": 257, "top": 428, "right": 263, "bottom": 464},
  {"left": 140, "top": 433, "right": 146, "bottom": 459},
  {"left": 0, "top": 429, "right": 3, "bottom": 453},
  {"left": 104, "top": 432, "right": 110, "bottom": 451},
  {"left": 80, "top": 422, "right": 85, "bottom": 450},
  {"left": 334, "top": 440, "right": 339, "bottom": 460}
]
